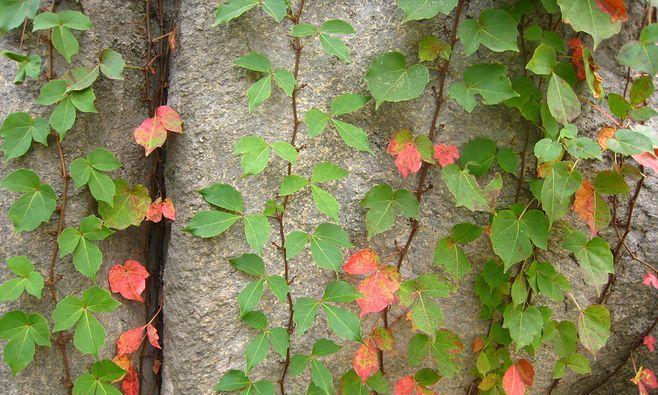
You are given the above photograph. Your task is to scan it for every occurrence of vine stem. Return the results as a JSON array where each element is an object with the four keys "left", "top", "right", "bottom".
[
  {"left": 277, "top": 2, "right": 305, "bottom": 394},
  {"left": 380, "top": 0, "right": 467, "bottom": 375},
  {"left": 44, "top": 0, "right": 73, "bottom": 392}
]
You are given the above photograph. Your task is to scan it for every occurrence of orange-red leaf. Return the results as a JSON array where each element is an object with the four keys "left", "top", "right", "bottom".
[
  {"left": 146, "top": 197, "right": 176, "bottom": 223},
  {"left": 433, "top": 144, "right": 459, "bottom": 167},
  {"left": 643, "top": 272, "right": 658, "bottom": 289},
  {"left": 394, "top": 143, "right": 422, "bottom": 179},
  {"left": 644, "top": 335, "right": 655, "bottom": 352},
  {"left": 111, "top": 355, "right": 131, "bottom": 382},
  {"left": 595, "top": 0, "right": 628, "bottom": 22},
  {"left": 155, "top": 105, "right": 183, "bottom": 133},
  {"left": 109, "top": 260, "right": 150, "bottom": 302},
  {"left": 162, "top": 198, "right": 176, "bottom": 220},
  {"left": 122, "top": 364, "right": 140, "bottom": 395},
  {"left": 632, "top": 367, "right": 658, "bottom": 395},
  {"left": 472, "top": 336, "right": 484, "bottom": 353},
  {"left": 146, "top": 324, "right": 161, "bottom": 349},
  {"left": 633, "top": 149, "right": 658, "bottom": 174},
  {"left": 597, "top": 126, "right": 616, "bottom": 150},
  {"left": 395, "top": 376, "right": 416, "bottom": 395},
  {"left": 371, "top": 327, "right": 395, "bottom": 352},
  {"left": 344, "top": 249, "right": 379, "bottom": 275},
  {"left": 573, "top": 179, "right": 599, "bottom": 235},
  {"left": 503, "top": 359, "right": 534, "bottom": 395},
  {"left": 356, "top": 265, "right": 401, "bottom": 317},
  {"left": 134, "top": 117, "right": 167, "bottom": 156},
  {"left": 117, "top": 326, "right": 145, "bottom": 356},
  {"left": 353, "top": 340, "right": 379, "bottom": 382}
]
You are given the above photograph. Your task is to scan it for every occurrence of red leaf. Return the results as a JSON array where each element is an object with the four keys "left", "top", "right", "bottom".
[
  {"left": 387, "top": 129, "right": 413, "bottom": 155},
  {"left": 632, "top": 367, "right": 658, "bottom": 395},
  {"left": 503, "top": 359, "right": 534, "bottom": 395},
  {"left": 433, "top": 144, "right": 460, "bottom": 167},
  {"left": 122, "top": 364, "right": 140, "bottom": 395},
  {"left": 109, "top": 260, "right": 150, "bottom": 302},
  {"left": 371, "top": 327, "right": 395, "bottom": 351},
  {"left": 344, "top": 249, "right": 379, "bottom": 275},
  {"left": 644, "top": 335, "right": 655, "bottom": 352},
  {"left": 134, "top": 117, "right": 167, "bottom": 156},
  {"left": 573, "top": 179, "right": 599, "bottom": 235},
  {"left": 146, "top": 198, "right": 164, "bottom": 223},
  {"left": 568, "top": 38, "right": 586, "bottom": 81},
  {"left": 146, "top": 324, "right": 161, "bottom": 349},
  {"left": 595, "top": 0, "right": 628, "bottom": 22},
  {"left": 162, "top": 197, "right": 176, "bottom": 220},
  {"left": 116, "top": 326, "right": 145, "bottom": 355},
  {"left": 155, "top": 105, "right": 183, "bottom": 133},
  {"left": 353, "top": 340, "right": 379, "bottom": 382},
  {"left": 111, "top": 355, "right": 131, "bottom": 381},
  {"left": 395, "top": 376, "right": 416, "bottom": 395},
  {"left": 356, "top": 265, "right": 401, "bottom": 317},
  {"left": 394, "top": 143, "right": 422, "bottom": 179},
  {"left": 643, "top": 272, "right": 658, "bottom": 289},
  {"left": 633, "top": 149, "right": 658, "bottom": 175}
]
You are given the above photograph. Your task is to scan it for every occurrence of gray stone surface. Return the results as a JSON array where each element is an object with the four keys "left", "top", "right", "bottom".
[{"left": 0, "top": 1, "right": 150, "bottom": 393}]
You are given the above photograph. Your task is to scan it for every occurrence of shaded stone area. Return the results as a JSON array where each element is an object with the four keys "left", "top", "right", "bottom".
[{"left": 0, "top": 1, "right": 151, "bottom": 394}]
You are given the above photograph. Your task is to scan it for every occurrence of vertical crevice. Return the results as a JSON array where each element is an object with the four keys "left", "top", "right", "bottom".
[{"left": 139, "top": 0, "right": 178, "bottom": 393}]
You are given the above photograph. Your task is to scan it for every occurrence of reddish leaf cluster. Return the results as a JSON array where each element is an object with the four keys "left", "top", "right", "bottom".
[
  {"left": 387, "top": 129, "right": 459, "bottom": 178},
  {"left": 134, "top": 105, "right": 183, "bottom": 156},
  {"left": 114, "top": 323, "right": 160, "bottom": 395},
  {"left": 644, "top": 335, "right": 655, "bottom": 352},
  {"left": 643, "top": 272, "right": 658, "bottom": 289},
  {"left": 395, "top": 376, "right": 436, "bottom": 395},
  {"left": 568, "top": 38, "right": 586, "bottom": 81},
  {"left": 146, "top": 197, "right": 176, "bottom": 223},
  {"left": 631, "top": 367, "right": 658, "bottom": 395},
  {"left": 343, "top": 249, "right": 401, "bottom": 317},
  {"left": 502, "top": 359, "right": 535, "bottom": 395},
  {"left": 109, "top": 260, "right": 150, "bottom": 302},
  {"left": 595, "top": 0, "right": 628, "bottom": 22}
]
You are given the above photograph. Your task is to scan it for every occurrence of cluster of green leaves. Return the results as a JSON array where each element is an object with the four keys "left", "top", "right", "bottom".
[
  {"left": 305, "top": 93, "right": 372, "bottom": 152},
  {"left": 290, "top": 19, "right": 356, "bottom": 63}
]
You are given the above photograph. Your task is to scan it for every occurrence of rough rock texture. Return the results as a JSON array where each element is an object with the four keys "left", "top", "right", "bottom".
[
  {"left": 163, "top": 1, "right": 656, "bottom": 394},
  {"left": 0, "top": 1, "right": 150, "bottom": 393}
]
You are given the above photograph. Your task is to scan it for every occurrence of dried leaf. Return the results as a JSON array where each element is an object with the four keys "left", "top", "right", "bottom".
[
  {"left": 573, "top": 179, "right": 608, "bottom": 235},
  {"left": 146, "top": 324, "right": 161, "bottom": 349},
  {"left": 109, "top": 260, "right": 150, "bottom": 302},
  {"left": 471, "top": 336, "right": 484, "bottom": 353},
  {"left": 597, "top": 126, "right": 616, "bottom": 150},
  {"left": 502, "top": 359, "right": 534, "bottom": 395},
  {"left": 116, "top": 326, "right": 145, "bottom": 355},
  {"left": 353, "top": 340, "right": 378, "bottom": 382}
]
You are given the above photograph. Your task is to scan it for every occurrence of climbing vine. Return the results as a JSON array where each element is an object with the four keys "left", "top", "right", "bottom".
[
  {"left": 203, "top": 0, "right": 658, "bottom": 395},
  {"left": 0, "top": 1, "right": 176, "bottom": 394}
]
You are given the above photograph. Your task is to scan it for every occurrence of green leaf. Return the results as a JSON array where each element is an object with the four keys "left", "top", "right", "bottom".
[
  {"left": 271, "top": 141, "right": 298, "bottom": 165},
  {"left": 267, "top": 327, "right": 289, "bottom": 358},
  {"left": 418, "top": 35, "right": 451, "bottom": 62},
  {"left": 246, "top": 75, "right": 272, "bottom": 112},
  {"left": 409, "top": 298, "right": 443, "bottom": 335},
  {"left": 229, "top": 253, "right": 265, "bottom": 277},
  {"left": 578, "top": 304, "right": 610, "bottom": 355},
  {"left": 1, "top": 50, "right": 41, "bottom": 84},
  {"left": 503, "top": 304, "right": 544, "bottom": 351},
  {"left": 51, "top": 26, "right": 79, "bottom": 63},
  {"left": 540, "top": 162, "right": 582, "bottom": 223},
  {"left": 235, "top": 52, "right": 272, "bottom": 73},
  {"left": 213, "top": 0, "right": 259, "bottom": 26},
  {"left": 593, "top": 170, "right": 629, "bottom": 195},
  {"left": 243, "top": 214, "right": 271, "bottom": 254},
  {"left": 291, "top": 23, "right": 318, "bottom": 37},
  {"left": 0, "top": 310, "right": 50, "bottom": 374},
  {"left": 320, "top": 19, "right": 355, "bottom": 34},
  {"left": 431, "top": 329, "right": 464, "bottom": 377},
  {"left": 628, "top": 107, "right": 658, "bottom": 122},
  {"left": 284, "top": 230, "right": 309, "bottom": 259},
  {"left": 331, "top": 119, "right": 372, "bottom": 153},
  {"left": 319, "top": 33, "right": 350, "bottom": 63},
  {"left": 293, "top": 297, "right": 319, "bottom": 335},
  {"left": 245, "top": 333, "right": 269, "bottom": 372},
  {"left": 0, "top": 256, "right": 44, "bottom": 301},
  {"left": 310, "top": 359, "right": 334, "bottom": 394},
  {"left": 441, "top": 164, "right": 502, "bottom": 213},
  {"left": 70, "top": 87, "right": 97, "bottom": 113},
  {"left": 0, "top": 0, "right": 39, "bottom": 33},
  {"left": 365, "top": 52, "right": 429, "bottom": 109},
  {"left": 312, "top": 338, "right": 341, "bottom": 356},
  {"left": 496, "top": 147, "right": 518, "bottom": 175},
  {"left": 50, "top": 96, "right": 77, "bottom": 139},
  {"left": 242, "top": 311, "right": 267, "bottom": 331},
  {"left": 629, "top": 77, "right": 655, "bottom": 107},
  {"left": 184, "top": 211, "right": 241, "bottom": 237},
  {"left": 361, "top": 184, "right": 419, "bottom": 238},
  {"left": 322, "top": 280, "right": 359, "bottom": 303},
  {"left": 200, "top": 183, "right": 244, "bottom": 213},
  {"left": 0, "top": 169, "right": 57, "bottom": 232},
  {"left": 279, "top": 175, "right": 308, "bottom": 196},
  {"left": 311, "top": 185, "right": 340, "bottom": 223},
  {"left": 433, "top": 237, "right": 471, "bottom": 279},
  {"left": 408, "top": 333, "right": 431, "bottom": 366},
  {"left": 305, "top": 108, "right": 330, "bottom": 137},
  {"left": 557, "top": 0, "right": 620, "bottom": 48},
  {"left": 526, "top": 44, "right": 557, "bottom": 75},
  {"left": 397, "top": 0, "right": 458, "bottom": 22},
  {"left": 72, "top": 236, "right": 103, "bottom": 281},
  {"left": 458, "top": 9, "right": 519, "bottom": 55},
  {"left": 273, "top": 69, "right": 296, "bottom": 96},
  {"left": 562, "top": 231, "right": 613, "bottom": 293},
  {"left": 522, "top": 210, "right": 549, "bottom": 250},
  {"left": 234, "top": 135, "right": 271, "bottom": 176},
  {"left": 37, "top": 79, "right": 68, "bottom": 105},
  {"left": 237, "top": 279, "right": 265, "bottom": 316},
  {"left": 99, "top": 48, "right": 126, "bottom": 80},
  {"left": 534, "top": 138, "right": 563, "bottom": 162},
  {"left": 547, "top": 73, "right": 581, "bottom": 124},
  {"left": 607, "top": 129, "right": 653, "bottom": 155},
  {"left": 545, "top": 320, "right": 577, "bottom": 357},
  {"left": 215, "top": 370, "right": 250, "bottom": 391},
  {"left": 311, "top": 162, "right": 348, "bottom": 183},
  {"left": 64, "top": 66, "right": 99, "bottom": 91},
  {"left": 266, "top": 275, "right": 288, "bottom": 303},
  {"left": 565, "top": 137, "right": 602, "bottom": 160},
  {"left": 449, "top": 63, "right": 518, "bottom": 112},
  {"left": 321, "top": 303, "right": 362, "bottom": 342},
  {"left": 261, "top": 0, "right": 287, "bottom": 22},
  {"left": 460, "top": 137, "right": 496, "bottom": 177},
  {"left": 330, "top": 93, "right": 370, "bottom": 116},
  {"left": 69, "top": 149, "right": 121, "bottom": 203},
  {"left": 619, "top": 25, "right": 658, "bottom": 74},
  {"left": 490, "top": 210, "right": 533, "bottom": 270},
  {"left": 73, "top": 360, "right": 125, "bottom": 395},
  {"left": 607, "top": 93, "right": 630, "bottom": 120},
  {"left": 450, "top": 222, "right": 483, "bottom": 244},
  {"left": 511, "top": 273, "right": 528, "bottom": 306},
  {"left": 0, "top": 112, "right": 49, "bottom": 160},
  {"left": 98, "top": 179, "right": 150, "bottom": 229}
]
